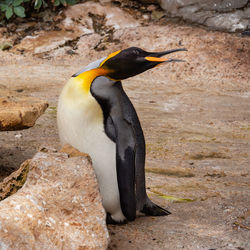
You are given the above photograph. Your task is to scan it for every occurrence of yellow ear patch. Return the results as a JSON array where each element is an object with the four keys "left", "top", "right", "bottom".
[
  {"left": 76, "top": 68, "right": 109, "bottom": 93},
  {"left": 99, "top": 50, "right": 121, "bottom": 67}
]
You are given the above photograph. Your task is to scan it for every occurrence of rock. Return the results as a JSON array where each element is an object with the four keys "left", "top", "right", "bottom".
[
  {"left": 99, "top": 0, "right": 112, "bottom": 3},
  {"left": 159, "top": 0, "right": 250, "bottom": 32},
  {"left": 64, "top": 2, "right": 139, "bottom": 31},
  {"left": 13, "top": 2, "right": 139, "bottom": 56},
  {"left": 0, "top": 151, "right": 109, "bottom": 249},
  {"left": 137, "top": 0, "right": 159, "bottom": 3},
  {"left": 15, "top": 22, "right": 36, "bottom": 33},
  {"left": 204, "top": 11, "right": 250, "bottom": 32},
  {"left": 0, "top": 42, "right": 12, "bottom": 51},
  {"left": 0, "top": 160, "right": 29, "bottom": 201},
  {"left": 14, "top": 30, "right": 84, "bottom": 55},
  {"left": 59, "top": 143, "right": 92, "bottom": 162},
  {"left": 76, "top": 33, "right": 102, "bottom": 54},
  {"left": 0, "top": 28, "right": 7, "bottom": 39},
  {"left": 151, "top": 10, "right": 165, "bottom": 20},
  {"left": 0, "top": 93, "right": 48, "bottom": 131},
  {"left": 147, "top": 4, "right": 157, "bottom": 11},
  {"left": 0, "top": 28, "right": 12, "bottom": 51},
  {"left": 47, "top": 46, "right": 74, "bottom": 58}
]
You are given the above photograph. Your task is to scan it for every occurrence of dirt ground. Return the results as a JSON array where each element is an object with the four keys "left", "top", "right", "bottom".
[{"left": 0, "top": 14, "right": 249, "bottom": 250}]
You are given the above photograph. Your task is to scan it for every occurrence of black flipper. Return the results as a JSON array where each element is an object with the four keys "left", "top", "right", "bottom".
[{"left": 115, "top": 128, "right": 136, "bottom": 221}]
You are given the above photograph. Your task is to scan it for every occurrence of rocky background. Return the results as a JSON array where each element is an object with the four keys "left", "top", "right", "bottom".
[
  {"left": 101, "top": 0, "right": 250, "bottom": 32},
  {"left": 160, "top": 0, "right": 250, "bottom": 32},
  {"left": 0, "top": 0, "right": 249, "bottom": 249}
]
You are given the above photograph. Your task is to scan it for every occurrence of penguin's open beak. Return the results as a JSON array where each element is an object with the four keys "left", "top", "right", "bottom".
[{"left": 145, "top": 48, "right": 187, "bottom": 63}]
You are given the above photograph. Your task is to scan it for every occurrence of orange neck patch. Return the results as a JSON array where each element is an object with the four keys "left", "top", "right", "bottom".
[{"left": 76, "top": 68, "right": 109, "bottom": 93}]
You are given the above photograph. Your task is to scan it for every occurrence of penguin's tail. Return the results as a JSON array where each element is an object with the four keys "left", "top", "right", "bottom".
[{"left": 140, "top": 198, "right": 171, "bottom": 216}]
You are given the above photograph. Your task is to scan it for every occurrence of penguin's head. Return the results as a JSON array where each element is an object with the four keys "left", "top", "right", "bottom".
[{"left": 100, "top": 47, "right": 187, "bottom": 80}]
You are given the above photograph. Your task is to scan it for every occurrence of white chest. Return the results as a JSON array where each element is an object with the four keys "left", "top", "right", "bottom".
[
  {"left": 57, "top": 78, "right": 115, "bottom": 163},
  {"left": 57, "top": 77, "right": 126, "bottom": 221}
]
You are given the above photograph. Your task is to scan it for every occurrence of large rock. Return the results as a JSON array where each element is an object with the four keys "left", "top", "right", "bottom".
[
  {"left": 159, "top": 0, "right": 250, "bottom": 32},
  {"left": 14, "top": 30, "right": 85, "bottom": 55},
  {"left": 0, "top": 150, "right": 109, "bottom": 249},
  {"left": 64, "top": 2, "right": 139, "bottom": 31},
  {"left": 0, "top": 89, "right": 48, "bottom": 130}
]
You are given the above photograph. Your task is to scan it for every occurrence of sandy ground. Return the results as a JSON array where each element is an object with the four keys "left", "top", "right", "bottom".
[{"left": 0, "top": 20, "right": 249, "bottom": 249}]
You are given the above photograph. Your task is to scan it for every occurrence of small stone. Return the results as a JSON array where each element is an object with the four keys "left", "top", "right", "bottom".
[
  {"left": 15, "top": 89, "right": 24, "bottom": 93},
  {"left": 151, "top": 10, "right": 165, "bottom": 20},
  {"left": 99, "top": 0, "right": 112, "bottom": 3},
  {"left": 38, "top": 146, "right": 57, "bottom": 153},
  {"left": 14, "top": 133, "right": 22, "bottom": 139},
  {"left": 0, "top": 28, "right": 7, "bottom": 39},
  {"left": 16, "top": 22, "right": 36, "bottom": 33},
  {"left": 147, "top": 4, "right": 157, "bottom": 12},
  {"left": 143, "top": 14, "right": 150, "bottom": 20},
  {"left": 0, "top": 42, "right": 13, "bottom": 51}
]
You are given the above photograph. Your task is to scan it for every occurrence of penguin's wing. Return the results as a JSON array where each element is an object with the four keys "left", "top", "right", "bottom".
[
  {"left": 114, "top": 117, "right": 136, "bottom": 221},
  {"left": 114, "top": 83, "right": 147, "bottom": 211}
]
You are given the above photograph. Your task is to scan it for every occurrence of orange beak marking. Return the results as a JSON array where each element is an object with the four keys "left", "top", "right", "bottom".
[{"left": 145, "top": 57, "right": 168, "bottom": 62}]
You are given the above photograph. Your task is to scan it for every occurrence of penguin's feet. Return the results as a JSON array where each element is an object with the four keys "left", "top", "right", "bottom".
[
  {"left": 106, "top": 213, "right": 128, "bottom": 225},
  {"left": 141, "top": 199, "right": 171, "bottom": 216}
]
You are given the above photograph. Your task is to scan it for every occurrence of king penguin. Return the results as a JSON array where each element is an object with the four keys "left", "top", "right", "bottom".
[{"left": 57, "top": 47, "right": 187, "bottom": 224}]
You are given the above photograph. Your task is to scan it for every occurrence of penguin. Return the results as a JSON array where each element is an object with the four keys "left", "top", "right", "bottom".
[{"left": 57, "top": 47, "right": 187, "bottom": 224}]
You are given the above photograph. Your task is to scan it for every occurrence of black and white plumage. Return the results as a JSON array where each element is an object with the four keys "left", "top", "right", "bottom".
[{"left": 57, "top": 47, "right": 187, "bottom": 223}]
